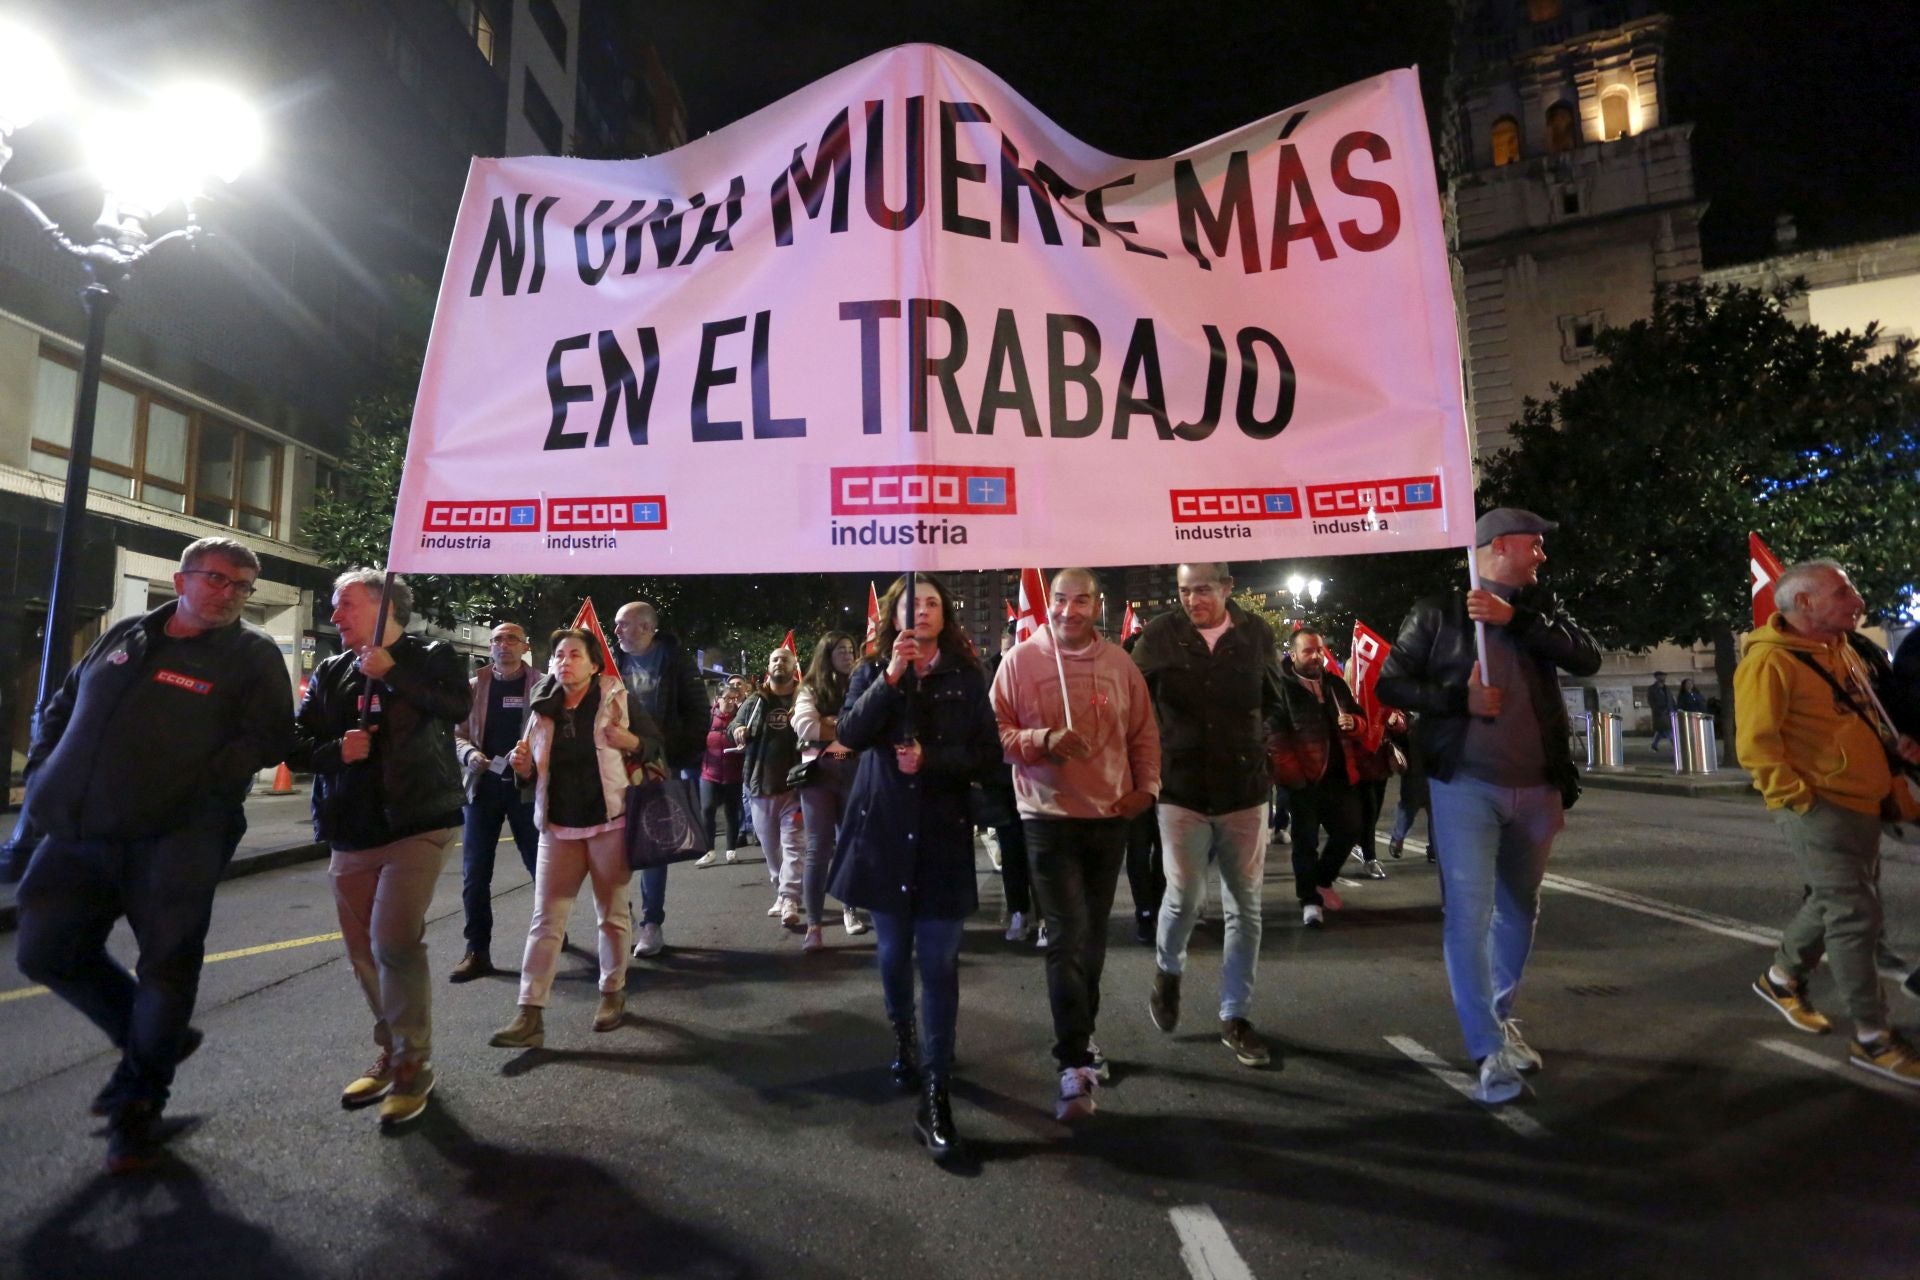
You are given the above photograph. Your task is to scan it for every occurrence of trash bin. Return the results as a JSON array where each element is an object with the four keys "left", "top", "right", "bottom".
[
  {"left": 1586, "top": 711, "right": 1623, "bottom": 769},
  {"left": 1673, "top": 710, "right": 1718, "bottom": 775}
]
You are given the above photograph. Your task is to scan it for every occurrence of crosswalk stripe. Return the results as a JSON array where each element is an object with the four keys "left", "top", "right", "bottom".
[
  {"left": 1758, "top": 1037, "right": 1920, "bottom": 1102},
  {"left": 1385, "top": 1034, "right": 1552, "bottom": 1139},
  {"left": 1169, "top": 1204, "right": 1257, "bottom": 1280}
]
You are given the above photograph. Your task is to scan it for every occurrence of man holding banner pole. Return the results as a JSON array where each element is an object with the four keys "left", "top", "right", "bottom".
[
  {"left": 612, "top": 601, "right": 709, "bottom": 958},
  {"left": 1377, "top": 508, "right": 1599, "bottom": 1106},
  {"left": 992, "top": 568, "right": 1160, "bottom": 1120}
]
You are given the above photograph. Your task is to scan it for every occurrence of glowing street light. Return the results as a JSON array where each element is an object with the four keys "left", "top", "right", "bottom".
[{"left": 0, "top": 20, "right": 264, "bottom": 718}]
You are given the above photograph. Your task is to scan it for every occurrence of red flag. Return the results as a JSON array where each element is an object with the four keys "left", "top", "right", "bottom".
[
  {"left": 863, "top": 582, "right": 881, "bottom": 655},
  {"left": 569, "top": 598, "right": 620, "bottom": 676},
  {"left": 1015, "top": 567, "right": 1048, "bottom": 643},
  {"left": 780, "top": 629, "right": 796, "bottom": 654},
  {"left": 1349, "top": 620, "right": 1393, "bottom": 751},
  {"left": 1750, "top": 531, "right": 1785, "bottom": 629},
  {"left": 1122, "top": 602, "right": 1142, "bottom": 638}
]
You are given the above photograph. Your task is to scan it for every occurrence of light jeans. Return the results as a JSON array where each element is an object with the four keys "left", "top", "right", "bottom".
[
  {"left": 1427, "top": 776, "right": 1563, "bottom": 1061},
  {"left": 1155, "top": 802, "right": 1269, "bottom": 1021},
  {"left": 516, "top": 827, "right": 633, "bottom": 1006},
  {"left": 751, "top": 791, "right": 805, "bottom": 903},
  {"left": 330, "top": 828, "right": 456, "bottom": 1069}
]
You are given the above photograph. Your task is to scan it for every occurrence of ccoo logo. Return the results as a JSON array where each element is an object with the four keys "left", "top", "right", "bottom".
[{"left": 830, "top": 465, "right": 1017, "bottom": 516}]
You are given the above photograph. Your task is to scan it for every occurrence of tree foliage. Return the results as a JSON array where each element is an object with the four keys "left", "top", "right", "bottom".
[
  {"left": 1478, "top": 280, "right": 1920, "bottom": 649},
  {"left": 299, "top": 282, "right": 853, "bottom": 675}
]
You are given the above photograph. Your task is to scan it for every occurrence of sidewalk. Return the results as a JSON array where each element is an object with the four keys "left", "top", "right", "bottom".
[
  {"left": 0, "top": 788, "right": 328, "bottom": 934},
  {"left": 1578, "top": 742, "right": 1756, "bottom": 799}
]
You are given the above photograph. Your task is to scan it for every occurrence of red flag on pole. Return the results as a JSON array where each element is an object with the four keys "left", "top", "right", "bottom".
[
  {"left": 863, "top": 582, "right": 881, "bottom": 655},
  {"left": 1349, "top": 620, "right": 1393, "bottom": 751},
  {"left": 1121, "top": 602, "right": 1142, "bottom": 638},
  {"left": 1015, "top": 567, "right": 1048, "bottom": 643},
  {"left": 780, "top": 629, "right": 797, "bottom": 654},
  {"left": 570, "top": 598, "right": 620, "bottom": 676},
  {"left": 1750, "top": 532, "right": 1785, "bottom": 629}
]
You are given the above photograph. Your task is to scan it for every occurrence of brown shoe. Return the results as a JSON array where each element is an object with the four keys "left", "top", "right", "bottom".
[
  {"left": 489, "top": 1005, "right": 545, "bottom": 1049},
  {"left": 592, "top": 991, "right": 626, "bottom": 1032},
  {"left": 1220, "top": 1017, "right": 1272, "bottom": 1068},
  {"left": 448, "top": 950, "right": 494, "bottom": 983}
]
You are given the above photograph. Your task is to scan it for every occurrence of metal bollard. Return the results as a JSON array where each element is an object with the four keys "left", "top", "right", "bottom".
[
  {"left": 1672, "top": 711, "right": 1719, "bottom": 775},
  {"left": 1586, "top": 711, "right": 1623, "bottom": 769}
]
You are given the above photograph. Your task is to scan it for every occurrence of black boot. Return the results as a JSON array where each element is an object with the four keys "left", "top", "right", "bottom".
[
  {"left": 914, "top": 1072, "right": 959, "bottom": 1162},
  {"left": 890, "top": 1017, "right": 921, "bottom": 1091}
]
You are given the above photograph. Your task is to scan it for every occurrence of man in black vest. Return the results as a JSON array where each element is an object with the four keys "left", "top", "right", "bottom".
[{"left": 449, "top": 622, "right": 539, "bottom": 980}]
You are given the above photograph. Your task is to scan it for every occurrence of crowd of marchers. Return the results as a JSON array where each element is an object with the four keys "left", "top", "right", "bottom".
[{"left": 9, "top": 510, "right": 1920, "bottom": 1175}]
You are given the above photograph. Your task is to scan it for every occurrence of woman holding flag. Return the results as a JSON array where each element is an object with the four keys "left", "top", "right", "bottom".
[{"left": 828, "top": 574, "right": 1001, "bottom": 1163}]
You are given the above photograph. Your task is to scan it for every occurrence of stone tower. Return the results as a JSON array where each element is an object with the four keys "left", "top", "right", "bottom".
[{"left": 1444, "top": 0, "right": 1705, "bottom": 455}]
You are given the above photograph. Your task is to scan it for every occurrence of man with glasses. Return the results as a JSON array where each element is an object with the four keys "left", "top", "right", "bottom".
[
  {"left": 448, "top": 623, "right": 539, "bottom": 981},
  {"left": 5, "top": 537, "right": 293, "bottom": 1172},
  {"left": 1131, "top": 563, "right": 1284, "bottom": 1067}
]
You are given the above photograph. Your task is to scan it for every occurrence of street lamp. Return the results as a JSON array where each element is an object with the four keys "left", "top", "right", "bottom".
[{"left": 0, "top": 19, "right": 262, "bottom": 720}]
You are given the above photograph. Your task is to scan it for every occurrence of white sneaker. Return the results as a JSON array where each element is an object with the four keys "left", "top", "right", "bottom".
[
  {"left": 1500, "top": 1019, "right": 1543, "bottom": 1073},
  {"left": 1362, "top": 859, "right": 1388, "bottom": 880},
  {"left": 1005, "top": 910, "right": 1030, "bottom": 942},
  {"left": 1273, "top": 828, "right": 1290, "bottom": 845},
  {"left": 1056, "top": 1066, "right": 1099, "bottom": 1120},
  {"left": 1035, "top": 922, "right": 1051, "bottom": 949},
  {"left": 843, "top": 908, "right": 869, "bottom": 935},
  {"left": 632, "top": 922, "right": 664, "bottom": 957},
  {"left": 723, "top": 848, "right": 738, "bottom": 864},
  {"left": 780, "top": 898, "right": 803, "bottom": 928},
  {"left": 767, "top": 899, "right": 784, "bottom": 917},
  {"left": 692, "top": 850, "right": 720, "bottom": 868},
  {"left": 983, "top": 829, "right": 1003, "bottom": 871},
  {"left": 1472, "top": 1054, "right": 1526, "bottom": 1105},
  {"left": 1302, "top": 904, "right": 1324, "bottom": 927},
  {"left": 1087, "top": 1040, "right": 1111, "bottom": 1083}
]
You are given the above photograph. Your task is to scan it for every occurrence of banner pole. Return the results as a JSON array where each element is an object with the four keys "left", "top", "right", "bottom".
[
  {"left": 1465, "top": 553, "right": 1490, "bottom": 706},
  {"left": 358, "top": 570, "right": 397, "bottom": 735},
  {"left": 1044, "top": 572, "right": 1075, "bottom": 732}
]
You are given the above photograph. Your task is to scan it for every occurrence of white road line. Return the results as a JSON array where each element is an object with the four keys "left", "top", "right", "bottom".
[
  {"left": 1383, "top": 832, "right": 1782, "bottom": 948},
  {"left": 1758, "top": 1038, "right": 1920, "bottom": 1102},
  {"left": 1384, "top": 1035, "right": 1552, "bottom": 1140},
  {"left": 1168, "top": 1205, "right": 1257, "bottom": 1280}
]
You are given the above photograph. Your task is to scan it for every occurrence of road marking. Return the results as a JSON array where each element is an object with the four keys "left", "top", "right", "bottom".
[
  {"left": 1758, "top": 1037, "right": 1920, "bottom": 1102},
  {"left": 0, "top": 930, "right": 343, "bottom": 1005},
  {"left": 1385, "top": 1034, "right": 1552, "bottom": 1139},
  {"left": 1385, "top": 832, "right": 1782, "bottom": 948},
  {"left": 1169, "top": 1204, "right": 1256, "bottom": 1280}
]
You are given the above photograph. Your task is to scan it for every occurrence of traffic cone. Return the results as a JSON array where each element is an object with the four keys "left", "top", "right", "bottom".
[{"left": 269, "top": 762, "right": 295, "bottom": 795}]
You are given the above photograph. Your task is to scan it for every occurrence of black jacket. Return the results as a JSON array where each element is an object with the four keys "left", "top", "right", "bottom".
[
  {"left": 1131, "top": 602, "right": 1284, "bottom": 814},
  {"left": 735, "top": 686, "right": 800, "bottom": 797},
  {"left": 289, "top": 634, "right": 471, "bottom": 849},
  {"left": 16, "top": 602, "right": 292, "bottom": 847},
  {"left": 1376, "top": 589, "right": 1600, "bottom": 803},
  {"left": 829, "top": 657, "right": 1002, "bottom": 919},
  {"left": 1272, "top": 656, "right": 1368, "bottom": 787},
  {"left": 616, "top": 631, "right": 709, "bottom": 771}
]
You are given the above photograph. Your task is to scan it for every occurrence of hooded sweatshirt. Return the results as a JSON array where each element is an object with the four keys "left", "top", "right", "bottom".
[
  {"left": 990, "top": 626, "right": 1160, "bottom": 820},
  {"left": 1734, "top": 614, "right": 1892, "bottom": 816}
]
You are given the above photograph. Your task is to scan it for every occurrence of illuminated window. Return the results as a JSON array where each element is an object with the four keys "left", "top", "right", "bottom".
[
  {"left": 1491, "top": 115, "right": 1520, "bottom": 166},
  {"left": 1545, "top": 103, "right": 1578, "bottom": 154},
  {"left": 27, "top": 348, "right": 283, "bottom": 536},
  {"left": 1600, "top": 90, "right": 1631, "bottom": 141}
]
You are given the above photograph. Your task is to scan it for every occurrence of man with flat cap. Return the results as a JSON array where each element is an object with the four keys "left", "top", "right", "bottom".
[{"left": 1377, "top": 508, "right": 1599, "bottom": 1105}]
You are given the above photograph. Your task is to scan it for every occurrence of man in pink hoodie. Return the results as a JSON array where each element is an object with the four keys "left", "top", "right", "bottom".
[{"left": 991, "top": 568, "right": 1160, "bottom": 1121}]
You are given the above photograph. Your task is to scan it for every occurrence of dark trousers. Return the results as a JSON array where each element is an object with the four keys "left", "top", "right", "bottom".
[
  {"left": 1125, "top": 806, "right": 1165, "bottom": 926},
  {"left": 1290, "top": 778, "right": 1362, "bottom": 905},
  {"left": 701, "top": 777, "right": 743, "bottom": 849},
  {"left": 870, "top": 910, "right": 965, "bottom": 1075},
  {"left": 995, "top": 819, "right": 1032, "bottom": 915},
  {"left": 1025, "top": 816, "right": 1127, "bottom": 1069},
  {"left": 15, "top": 804, "right": 242, "bottom": 1113},
  {"left": 1356, "top": 778, "right": 1389, "bottom": 861},
  {"left": 461, "top": 772, "right": 538, "bottom": 951}
]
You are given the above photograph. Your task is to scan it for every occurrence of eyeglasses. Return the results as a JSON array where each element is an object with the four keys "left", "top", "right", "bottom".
[{"left": 182, "top": 569, "right": 258, "bottom": 597}]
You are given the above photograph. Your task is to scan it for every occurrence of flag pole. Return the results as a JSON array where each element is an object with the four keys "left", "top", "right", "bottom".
[
  {"left": 1043, "top": 571, "right": 1075, "bottom": 732},
  {"left": 1465, "top": 552, "right": 1490, "bottom": 701},
  {"left": 358, "top": 570, "right": 397, "bottom": 734}
]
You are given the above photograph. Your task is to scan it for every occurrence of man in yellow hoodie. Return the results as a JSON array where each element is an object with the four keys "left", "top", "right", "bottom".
[{"left": 1737, "top": 559, "right": 1920, "bottom": 1086}]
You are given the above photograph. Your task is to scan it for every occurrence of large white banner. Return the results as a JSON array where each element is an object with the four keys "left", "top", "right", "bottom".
[{"left": 390, "top": 46, "right": 1474, "bottom": 575}]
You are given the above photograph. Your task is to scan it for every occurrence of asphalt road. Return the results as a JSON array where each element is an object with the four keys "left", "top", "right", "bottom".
[{"left": 3, "top": 784, "right": 1918, "bottom": 1280}]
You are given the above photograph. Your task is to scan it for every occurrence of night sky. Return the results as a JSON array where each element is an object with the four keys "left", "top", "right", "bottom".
[{"left": 646, "top": 0, "right": 1920, "bottom": 267}]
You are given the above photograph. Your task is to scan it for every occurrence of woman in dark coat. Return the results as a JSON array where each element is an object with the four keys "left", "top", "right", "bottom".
[{"left": 828, "top": 572, "right": 1000, "bottom": 1163}]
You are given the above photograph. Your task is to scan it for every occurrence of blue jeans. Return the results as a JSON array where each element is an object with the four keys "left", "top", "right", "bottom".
[
  {"left": 461, "top": 771, "right": 538, "bottom": 950},
  {"left": 798, "top": 755, "right": 854, "bottom": 926},
  {"left": 1156, "top": 802, "right": 1268, "bottom": 1020},
  {"left": 1428, "top": 775, "right": 1563, "bottom": 1061},
  {"left": 15, "top": 802, "right": 243, "bottom": 1112},
  {"left": 869, "top": 910, "right": 964, "bottom": 1075}
]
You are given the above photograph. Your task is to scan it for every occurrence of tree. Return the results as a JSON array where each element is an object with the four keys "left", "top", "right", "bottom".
[
  {"left": 1477, "top": 280, "right": 1920, "bottom": 714},
  {"left": 300, "top": 282, "right": 853, "bottom": 673}
]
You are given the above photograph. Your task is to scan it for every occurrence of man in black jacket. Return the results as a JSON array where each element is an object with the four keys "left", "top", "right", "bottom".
[
  {"left": 1132, "top": 562, "right": 1284, "bottom": 1067},
  {"left": 1277, "top": 629, "right": 1370, "bottom": 927},
  {"left": 1377, "top": 508, "right": 1600, "bottom": 1106},
  {"left": 292, "top": 570, "right": 470, "bottom": 1129},
  {"left": 5, "top": 537, "right": 292, "bottom": 1172},
  {"left": 614, "top": 600, "right": 709, "bottom": 956}
]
